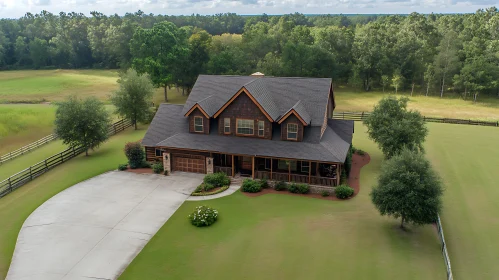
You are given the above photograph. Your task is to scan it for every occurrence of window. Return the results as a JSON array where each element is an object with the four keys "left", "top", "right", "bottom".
[
  {"left": 265, "top": 158, "right": 271, "bottom": 170},
  {"left": 155, "top": 149, "right": 163, "bottom": 157},
  {"left": 278, "top": 160, "right": 297, "bottom": 171},
  {"left": 224, "top": 118, "right": 231, "bottom": 133},
  {"left": 287, "top": 123, "right": 298, "bottom": 140},
  {"left": 194, "top": 116, "right": 203, "bottom": 132},
  {"left": 237, "top": 119, "right": 254, "bottom": 135},
  {"left": 258, "top": 121, "right": 265, "bottom": 137},
  {"left": 301, "top": 161, "right": 310, "bottom": 173}
]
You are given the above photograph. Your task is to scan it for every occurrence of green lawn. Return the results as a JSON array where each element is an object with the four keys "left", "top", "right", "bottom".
[
  {"left": 335, "top": 88, "right": 499, "bottom": 121},
  {"left": 120, "top": 124, "right": 445, "bottom": 280},
  {"left": 0, "top": 126, "right": 147, "bottom": 279},
  {"left": 426, "top": 123, "right": 499, "bottom": 279}
]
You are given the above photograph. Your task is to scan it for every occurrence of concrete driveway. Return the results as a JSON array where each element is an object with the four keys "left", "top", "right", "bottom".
[{"left": 6, "top": 171, "right": 202, "bottom": 280}]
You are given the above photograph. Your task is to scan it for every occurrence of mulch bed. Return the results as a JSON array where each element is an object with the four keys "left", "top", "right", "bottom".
[
  {"left": 242, "top": 152, "right": 371, "bottom": 201},
  {"left": 124, "top": 167, "right": 154, "bottom": 174}
]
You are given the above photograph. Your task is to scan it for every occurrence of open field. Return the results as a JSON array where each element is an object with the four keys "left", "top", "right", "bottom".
[
  {"left": 426, "top": 123, "right": 499, "bottom": 279},
  {"left": 0, "top": 126, "right": 146, "bottom": 279},
  {"left": 335, "top": 88, "right": 499, "bottom": 121},
  {"left": 120, "top": 124, "right": 445, "bottom": 280}
]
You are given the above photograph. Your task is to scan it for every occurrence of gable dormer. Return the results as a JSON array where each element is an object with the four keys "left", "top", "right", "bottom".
[
  {"left": 213, "top": 87, "right": 274, "bottom": 139},
  {"left": 184, "top": 104, "right": 210, "bottom": 134},
  {"left": 277, "top": 100, "right": 310, "bottom": 142}
]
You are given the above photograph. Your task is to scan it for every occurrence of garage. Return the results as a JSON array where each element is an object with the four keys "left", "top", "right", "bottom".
[{"left": 172, "top": 154, "right": 205, "bottom": 173}]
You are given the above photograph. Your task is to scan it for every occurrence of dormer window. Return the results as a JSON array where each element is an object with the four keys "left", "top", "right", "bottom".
[
  {"left": 194, "top": 116, "right": 203, "bottom": 132},
  {"left": 224, "top": 118, "right": 231, "bottom": 134},
  {"left": 287, "top": 123, "right": 298, "bottom": 140},
  {"left": 237, "top": 119, "right": 254, "bottom": 135}
]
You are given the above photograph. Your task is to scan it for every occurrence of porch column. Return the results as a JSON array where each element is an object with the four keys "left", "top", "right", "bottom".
[
  {"left": 270, "top": 159, "right": 273, "bottom": 180},
  {"left": 252, "top": 156, "right": 255, "bottom": 179},
  {"left": 206, "top": 157, "right": 214, "bottom": 174},
  {"left": 308, "top": 161, "right": 311, "bottom": 184},
  {"left": 288, "top": 161, "right": 291, "bottom": 182},
  {"left": 232, "top": 155, "right": 235, "bottom": 177},
  {"left": 337, "top": 164, "right": 341, "bottom": 186}
]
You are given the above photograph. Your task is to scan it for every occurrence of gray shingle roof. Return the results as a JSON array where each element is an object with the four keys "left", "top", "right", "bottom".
[
  {"left": 277, "top": 100, "right": 312, "bottom": 125},
  {"left": 146, "top": 104, "right": 354, "bottom": 163},
  {"left": 181, "top": 75, "right": 331, "bottom": 127}
]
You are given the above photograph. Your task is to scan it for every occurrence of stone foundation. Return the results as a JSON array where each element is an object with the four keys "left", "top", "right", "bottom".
[{"left": 163, "top": 152, "right": 171, "bottom": 175}]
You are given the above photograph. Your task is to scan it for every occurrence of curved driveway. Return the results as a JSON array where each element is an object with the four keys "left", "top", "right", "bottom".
[{"left": 6, "top": 171, "right": 202, "bottom": 280}]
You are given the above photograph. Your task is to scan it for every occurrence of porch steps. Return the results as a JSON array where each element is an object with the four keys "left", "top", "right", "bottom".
[{"left": 231, "top": 174, "right": 244, "bottom": 185}]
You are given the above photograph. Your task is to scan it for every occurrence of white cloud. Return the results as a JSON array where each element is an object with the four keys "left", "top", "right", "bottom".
[{"left": 0, "top": 0, "right": 497, "bottom": 18}]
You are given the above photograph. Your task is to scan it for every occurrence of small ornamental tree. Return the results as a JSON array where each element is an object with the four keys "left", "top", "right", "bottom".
[
  {"left": 54, "top": 96, "right": 110, "bottom": 156},
  {"left": 363, "top": 96, "right": 427, "bottom": 158},
  {"left": 111, "top": 69, "right": 154, "bottom": 130},
  {"left": 124, "top": 142, "right": 145, "bottom": 169},
  {"left": 370, "top": 149, "right": 443, "bottom": 229}
]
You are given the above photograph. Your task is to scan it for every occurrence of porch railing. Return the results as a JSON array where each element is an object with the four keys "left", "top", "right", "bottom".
[
  {"left": 214, "top": 166, "right": 231, "bottom": 176},
  {"left": 255, "top": 170, "right": 336, "bottom": 187}
]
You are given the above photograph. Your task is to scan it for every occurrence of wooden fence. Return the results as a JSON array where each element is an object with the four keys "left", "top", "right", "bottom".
[
  {"left": 333, "top": 111, "right": 499, "bottom": 127},
  {"left": 0, "top": 134, "right": 57, "bottom": 165},
  {"left": 436, "top": 215, "right": 454, "bottom": 280},
  {"left": 0, "top": 119, "right": 132, "bottom": 198}
]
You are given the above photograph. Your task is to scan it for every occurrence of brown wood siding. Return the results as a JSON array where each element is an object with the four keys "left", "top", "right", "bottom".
[
  {"left": 280, "top": 115, "right": 304, "bottom": 142},
  {"left": 145, "top": 146, "right": 162, "bottom": 162},
  {"left": 189, "top": 108, "right": 210, "bottom": 134},
  {"left": 217, "top": 92, "right": 272, "bottom": 139}
]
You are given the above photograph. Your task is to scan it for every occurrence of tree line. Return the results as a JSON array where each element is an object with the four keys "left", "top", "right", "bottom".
[{"left": 1, "top": 8, "right": 499, "bottom": 100}]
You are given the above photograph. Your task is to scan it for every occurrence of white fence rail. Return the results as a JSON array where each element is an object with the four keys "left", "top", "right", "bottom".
[
  {"left": 0, "top": 134, "right": 57, "bottom": 165},
  {"left": 436, "top": 215, "right": 453, "bottom": 280}
]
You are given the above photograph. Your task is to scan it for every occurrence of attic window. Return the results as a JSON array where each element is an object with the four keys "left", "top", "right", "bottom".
[
  {"left": 287, "top": 123, "right": 298, "bottom": 140},
  {"left": 194, "top": 116, "right": 203, "bottom": 132}
]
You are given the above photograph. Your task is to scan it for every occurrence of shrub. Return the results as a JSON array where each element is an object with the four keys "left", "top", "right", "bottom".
[
  {"left": 241, "top": 179, "right": 262, "bottom": 193},
  {"left": 357, "top": 149, "right": 366, "bottom": 156},
  {"left": 274, "top": 181, "right": 287, "bottom": 191},
  {"left": 124, "top": 142, "right": 145, "bottom": 169},
  {"left": 118, "top": 163, "right": 128, "bottom": 171},
  {"left": 152, "top": 162, "right": 164, "bottom": 174},
  {"left": 189, "top": 206, "right": 218, "bottom": 227},
  {"left": 335, "top": 185, "right": 355, "bottom": 199},
  {"left": 288, "top": 183, "right": 310, "bottom": 194},
  {"left": 259, "top": 178, "right": 269, "bottom": 188},
  {"left": 203, "top": 172, "right": 230, "bottom": 188},
  {"left": 142, "top": 161, "right": 152, "bottom": 168},
  {"left": 321, "top": 190, "right": 330, "bottom": 197},
  {"left": 203, "top": 183, "right": 216, "bottom": 191}
]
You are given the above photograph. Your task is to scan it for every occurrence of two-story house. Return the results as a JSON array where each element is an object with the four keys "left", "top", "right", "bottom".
[{"left": 142, "top": 74, "right": 354, "bottom": 187}]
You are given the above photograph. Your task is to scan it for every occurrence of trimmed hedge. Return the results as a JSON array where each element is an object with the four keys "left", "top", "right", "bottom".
[
  {"left": 118, "top": 163, "right": 128, "bottom": 171},
  {"left": 335, "top": 185, "right": 354, "bottom": 199},
  {"left": 274, "top": 181, "right": 287, "bottom": 191},
  {"left": 152, "top": 162, "right": 163, "bottom": 174},
  {"left": 204, "top": 172, "right": 230, "bottom": 188},
  {"left": 189, "top": 206, "right": 218, "bottom": 227},
  {"left": 288, "top": 183, "right": 310, "bottom": 194},
  {"left": 241, "top": 179, "right": 262, "bottom": 193}
]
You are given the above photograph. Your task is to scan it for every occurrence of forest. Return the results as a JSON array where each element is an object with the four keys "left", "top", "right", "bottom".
[{"left": 0, "top": 8, "right": 498, "bottom": 100}]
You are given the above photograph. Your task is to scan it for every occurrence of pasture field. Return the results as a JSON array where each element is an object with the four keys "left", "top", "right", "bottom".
[
  {"left": 120, "top": 124, "right": 445, "bottom": 280},
  {"left": 426, "top": 123, "right": 499, "bottom": 279},
  {"left": 335, "top": 88, "right": 499, "bottom": 121},
  {"left": 0, "top": 126, "right": 146, "bottom": 279}
]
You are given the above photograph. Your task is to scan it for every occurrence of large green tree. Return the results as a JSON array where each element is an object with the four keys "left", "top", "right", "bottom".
[
  {"left": 130, "top": 21, "right": 188, "bottom": 102},
  {"left": 111, "top": 69, "right": 154, "bottom": 130},
  {"left": 371, "top": 148, "right": 443, "bottom": 229},
  {"left": 54, "top": 96, "right": 111, "bottom": 156},
  {"left": 363, "top": 96, "right": 427, "bottom": 158}
]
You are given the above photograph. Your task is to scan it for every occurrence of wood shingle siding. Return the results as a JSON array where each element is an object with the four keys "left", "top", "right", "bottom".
[
  {"left": 280, "top": 114, "right": 304, "bottom": 142},
  {"left": 189, "top": 108, "right": 210, "bottom": 134},
  {"left": 217, "top": 92, "right": 272, "bottom": 139}
]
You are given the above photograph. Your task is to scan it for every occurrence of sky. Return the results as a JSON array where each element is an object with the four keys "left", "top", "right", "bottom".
[{"left": 0, "top": 0, "right": 497, "bottom": 19}]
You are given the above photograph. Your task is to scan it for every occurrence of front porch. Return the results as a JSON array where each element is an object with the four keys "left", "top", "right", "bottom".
[{"left": 212, "top": 153, "right": 340, "bottom": 187}]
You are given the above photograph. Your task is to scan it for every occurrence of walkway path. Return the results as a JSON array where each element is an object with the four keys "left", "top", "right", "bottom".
[
  {"left": 186, "top": 185, "right": 241, "bottom": 201},
  {"left": 6, "top": 171, "right": 202, "bottom": 280}
]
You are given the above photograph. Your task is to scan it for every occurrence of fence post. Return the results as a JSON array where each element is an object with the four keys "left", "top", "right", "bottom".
[
  {"left": 29, "top": 166, "right": 32, "bottom": 180},
  {"left": 113, "top": 124, "right": 117, "bottom": 135},
  {"left": 72, "top": 146, "right": 76, "bottom": 156},
  {"left": 8, "top": 177, "right": 12, "bottom": 192},
  {"left": 60, "top": 152, "right": 64, "bottom": 163},
  {"left": 45, "top": 159, "right": 48, "bottom": 171}
]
